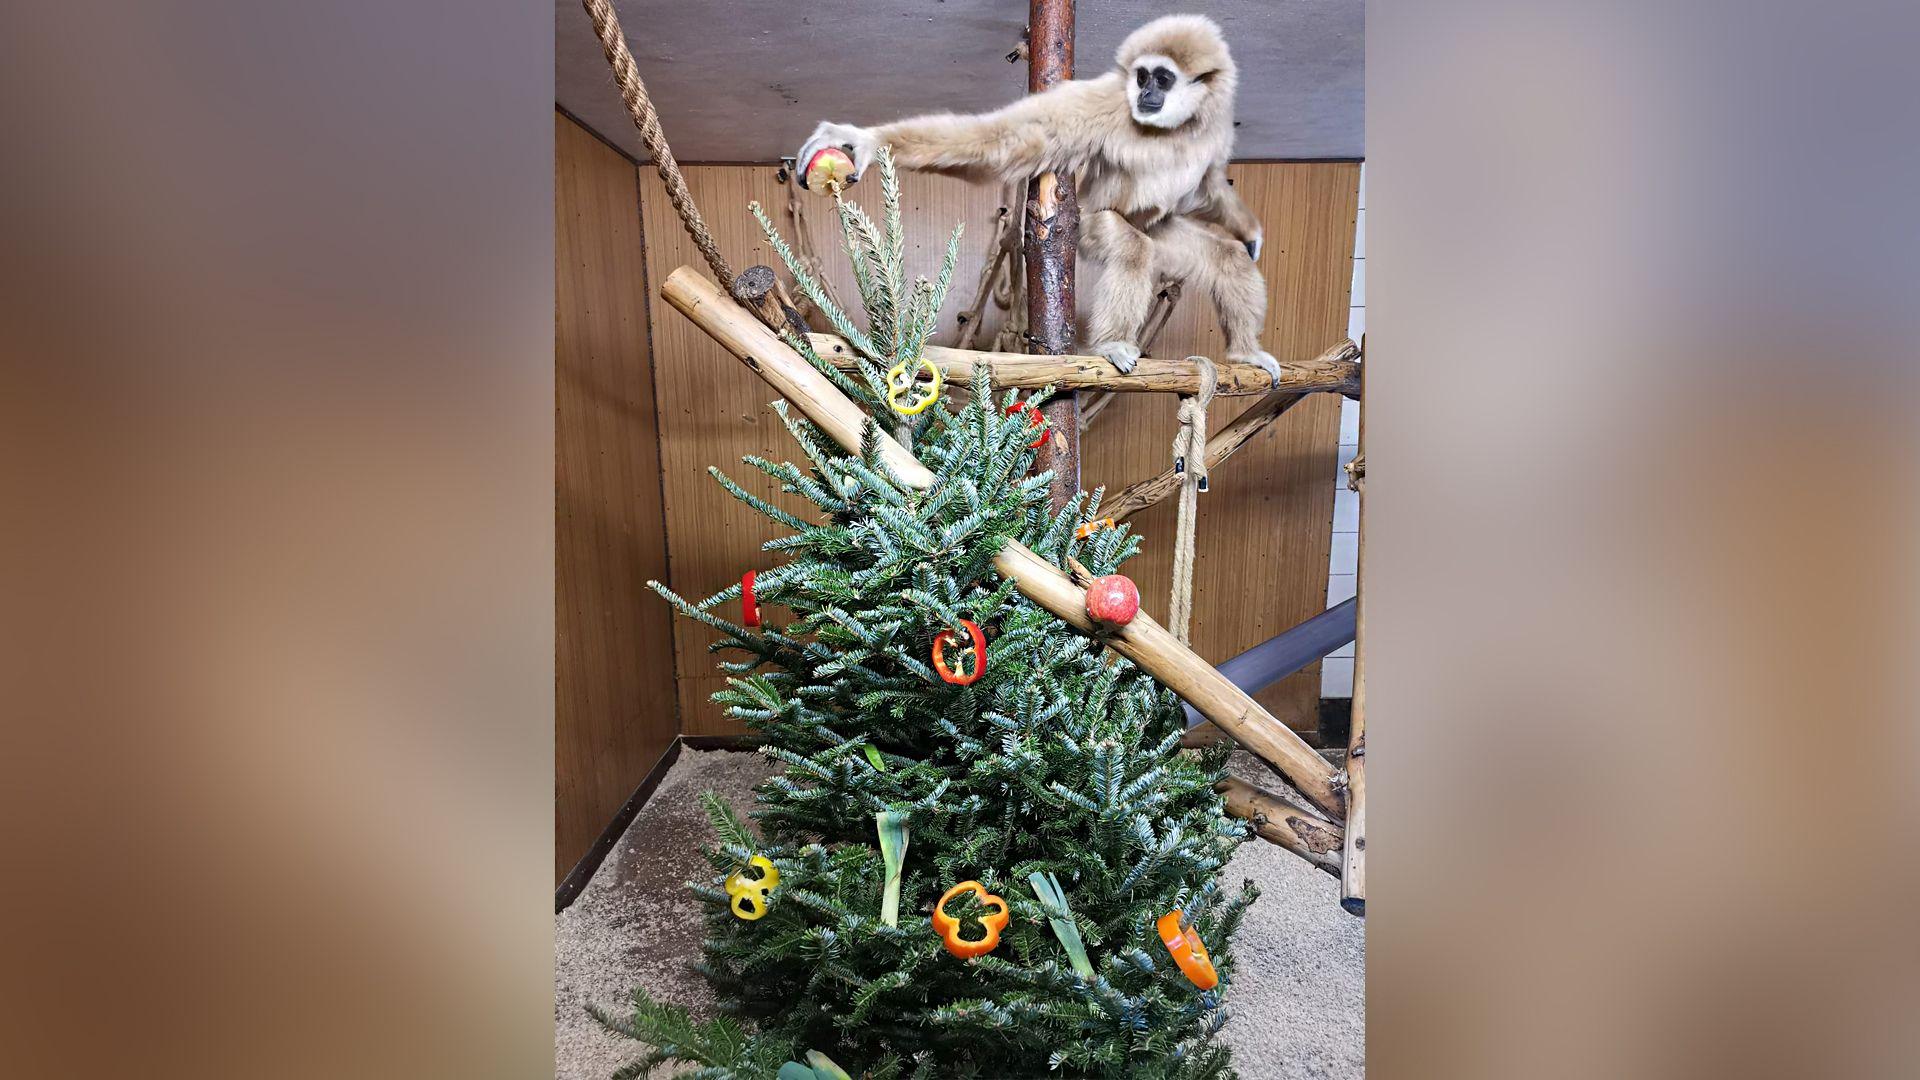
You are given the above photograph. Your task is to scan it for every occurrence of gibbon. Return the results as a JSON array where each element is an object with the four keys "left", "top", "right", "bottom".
[{"left": 795, "top": 14, "right": 1277, "bottom": 380}]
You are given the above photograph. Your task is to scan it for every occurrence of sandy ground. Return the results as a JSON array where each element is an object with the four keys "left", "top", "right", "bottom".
[{"left": 556, "top": 749, "right": 1364, "bottom": 1079}]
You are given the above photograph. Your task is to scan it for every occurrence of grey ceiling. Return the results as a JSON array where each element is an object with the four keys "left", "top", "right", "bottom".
[{"left": 556, "top": 1, "right": 1363, "bottom": 162}]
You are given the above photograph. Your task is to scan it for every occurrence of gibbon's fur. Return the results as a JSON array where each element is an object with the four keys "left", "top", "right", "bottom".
[{"left": 796, "top": 14, "right": 1276, "bottom": 379}]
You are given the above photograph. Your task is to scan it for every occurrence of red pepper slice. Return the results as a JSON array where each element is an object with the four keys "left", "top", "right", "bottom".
[
  {"left": 1005, "top": 401, "right": 1049, "bottom": 448},
  {"left": 931, "top": 619, "right": 986, "bottom": 685},
  {"left": 741, "top": 570, "right": 760, "bottom": 627}
]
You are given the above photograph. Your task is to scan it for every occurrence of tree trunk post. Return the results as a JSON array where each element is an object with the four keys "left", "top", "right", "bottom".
[
  {"left": 1341, "top": 360, "right": 1368, "bottom": 916},
  {"left": 1024, "top": 0, "right": 1080, "bottom": 510}
]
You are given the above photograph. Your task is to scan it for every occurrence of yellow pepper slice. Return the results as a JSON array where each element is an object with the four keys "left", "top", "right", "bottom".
[
  {"left": 885, "top": 358, "right": 942, "bottom": 416},
  {"left": 724, "top": 855, "right": 780, "bottom": 920}
]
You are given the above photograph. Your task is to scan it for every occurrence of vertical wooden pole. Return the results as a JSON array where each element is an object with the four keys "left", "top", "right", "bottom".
[
  {"left": 1341, "top": 359, "right": 1367, "bottom": 916},
  {"left": 1024, "top": 0, "right": 1080, "bottom": 510}
]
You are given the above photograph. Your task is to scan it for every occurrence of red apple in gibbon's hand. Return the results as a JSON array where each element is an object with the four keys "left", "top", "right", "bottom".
[
  {"left": 1085, "top": 574, "right": 1140, "bottom": 627},
  {"left": 804, "top": 147, "right": 856, "bottom": 193}
]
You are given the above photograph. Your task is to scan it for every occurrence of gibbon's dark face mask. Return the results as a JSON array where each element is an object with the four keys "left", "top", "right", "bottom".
[{"left": 1134, "top": 64, "right": 1177, "bottom": 115}]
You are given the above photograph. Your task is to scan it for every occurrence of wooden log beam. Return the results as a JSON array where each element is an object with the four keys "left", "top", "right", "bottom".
[
  {"left": 1106, "top": 391, "right": 1308, "bottom": 521},
  {"left": 1219, "top": 776, "right": 1343, "bottom": 876},
  {"left": 662, "top": 265, "right": 1347, "bottom": 823},
  {"left": 807, "top": 334, "right": 1360, "bottom": 399},
  {"left": 662, "top": 268, "right": 933, "bottom": 491},
  {"left": 1031, "top": 552, "right": 1345, "bottom": 820},
  {"left": 730, "top": 264, "right": 806, "bottom": 336},
  {"left": 1025, "top": 0, "right": 1081, "bottom": 511}
]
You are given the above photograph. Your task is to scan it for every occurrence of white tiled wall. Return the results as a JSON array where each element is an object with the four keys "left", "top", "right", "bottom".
[{"left": 1323, "top": 165, "right": 1364, "bottom": 698}]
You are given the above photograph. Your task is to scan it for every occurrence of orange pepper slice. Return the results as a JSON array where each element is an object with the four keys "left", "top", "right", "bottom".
[
  {"left": 932, "top": 880, "right": 1009, "bottom": 959},
  {"left": 931, "top": 620, "right": 986, "bottom": 685},
  {"left": 1074, "top": 517, "right": 1116, "bottom": 541},
  {"left": 1156, "top": 910, "right": 1219, "bottom": 990}
]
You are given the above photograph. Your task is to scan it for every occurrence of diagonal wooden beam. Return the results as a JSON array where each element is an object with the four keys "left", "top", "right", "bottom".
[
  {"left": 1181, "top": 598, "right": 1357, "bottom": 730},
  {"left": 807, "top": 333, "right": 1360, "bottom": 399},
  {"left": 1106, "top": 390, "right": 1308, "bottom": 521},
  {"left": 663, "top": 265, "right": 1346, "bottom": 824},
  {"left": 1219, "top": 776, "right": 1343, "bottom": 876}
]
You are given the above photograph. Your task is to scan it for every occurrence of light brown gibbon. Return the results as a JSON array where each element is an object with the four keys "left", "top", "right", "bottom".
[{"left": 795, "top": 14, "right": 1277, "bottom": 381}]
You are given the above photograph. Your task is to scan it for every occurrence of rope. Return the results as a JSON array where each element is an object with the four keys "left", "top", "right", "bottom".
[
  {"left": 581, "top": 0, "right": 734, "bottom": 289},
  {"left": 1168, "top": 356, "right": 1217, "bottom": 644}
]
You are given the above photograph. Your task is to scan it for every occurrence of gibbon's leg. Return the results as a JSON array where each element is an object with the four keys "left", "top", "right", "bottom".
[
  {"left": 1080, "top": 210, "right": 1156, "bottom": 374},
  {"left": 1152, "top": 217, "right": 1281, "bottom": 384}
]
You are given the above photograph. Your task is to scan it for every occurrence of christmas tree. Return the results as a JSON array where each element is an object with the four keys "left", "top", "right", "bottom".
[{"left": 593, "top": 150, "right": 1256, "bottom": 1079}]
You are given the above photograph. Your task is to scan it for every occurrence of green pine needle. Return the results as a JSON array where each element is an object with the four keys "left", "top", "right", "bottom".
[{"left": 617, "top": 139, "right": 1251, "bottom": 1080}]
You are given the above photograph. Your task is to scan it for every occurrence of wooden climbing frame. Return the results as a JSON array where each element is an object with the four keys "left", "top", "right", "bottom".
[
  {"left": 582, "top": 0, "right": 1368, "bottom": 914},
  {"left": 805, "top": 334, "right": 1359, "bottom": 398},
  {"left": 663, "top": 266, "right": 1348, "bottom": 824},
  {"left": 726, "top": 264, "right": 1366, "bottom": 907}
]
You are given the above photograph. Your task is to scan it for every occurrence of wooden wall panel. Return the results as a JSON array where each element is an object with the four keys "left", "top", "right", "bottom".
[
  {"left": 555, "top": 112, "right": 679, "bottom": 882},
  {"left": 641, "top": 164, "right": 1355, "bottom": 736},
  {"left": 1082, "top": 163, "right": 1360, "bottom": 732}
]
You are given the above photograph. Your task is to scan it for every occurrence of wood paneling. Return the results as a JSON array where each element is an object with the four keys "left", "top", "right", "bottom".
[
  {"left": 555, "top": 111, "right": 678, "bottom": 882},
  {"left": 1082, "top": 163, "right": 1360, "bottom": 733},
  {"left": 640, "top": 163, "right": 1357, "bottom": 736}
]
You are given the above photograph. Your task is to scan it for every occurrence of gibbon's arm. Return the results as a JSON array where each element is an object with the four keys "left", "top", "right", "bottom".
[
  {"left": 796, "top": 75, "right": 1124, "bottom": 189},
  {"left": 1193, "top": 165, "right": 1265, "bottom": 259}
]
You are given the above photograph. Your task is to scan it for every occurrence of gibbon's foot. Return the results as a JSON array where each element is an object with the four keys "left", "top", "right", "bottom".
[
  {"left": 1232, "top": 349, "right": 1283, "bottom": 386},
  {"left": 1092, "top": 340, "right": 1142, "bottom": 374}
]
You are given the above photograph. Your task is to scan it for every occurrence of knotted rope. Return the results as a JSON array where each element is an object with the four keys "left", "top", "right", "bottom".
[
  {"left": 1167, "top": 355, "right": 1217, "bottom": 644},
  {"left": 581, "top": 0, "right": 734, "bottom": 289}
]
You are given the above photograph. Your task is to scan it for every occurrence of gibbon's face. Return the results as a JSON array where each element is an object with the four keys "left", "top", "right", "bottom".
[{"left": 1128, "top": 53, "right": 1207, "bottom": 129}]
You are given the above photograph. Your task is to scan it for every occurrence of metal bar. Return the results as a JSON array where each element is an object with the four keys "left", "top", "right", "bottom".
[{"left": 1182, "top": 597, "right": 1358, "bottom": 728}]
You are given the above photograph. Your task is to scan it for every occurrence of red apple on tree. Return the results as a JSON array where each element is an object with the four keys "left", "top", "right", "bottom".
[{"left": 1084, "top": 574, "right": 1140, "bottom": 627}]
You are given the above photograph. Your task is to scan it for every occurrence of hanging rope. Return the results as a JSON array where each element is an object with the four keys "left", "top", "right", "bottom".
[
  {"left": 1167, "top": 355, "right": 1218, "bottom": 644},
  {"left": 581, "top": 0, "right": 734, "bottom": 289}
]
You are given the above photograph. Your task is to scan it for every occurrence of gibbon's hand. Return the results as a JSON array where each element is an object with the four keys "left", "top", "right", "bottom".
[{"left": 796, "top": 121, "right": 879, "bottom": 190}]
